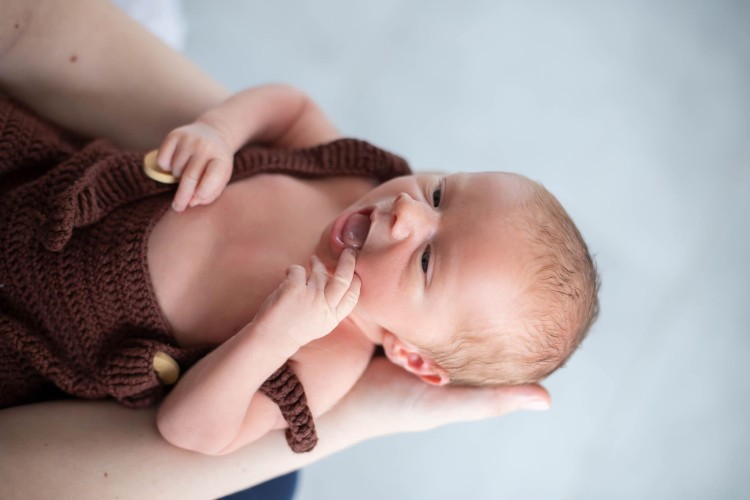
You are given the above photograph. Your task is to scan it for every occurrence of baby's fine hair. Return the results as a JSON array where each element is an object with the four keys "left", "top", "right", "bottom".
[{"left": 423, "top": 175, "right": 600, "bottom": 385}]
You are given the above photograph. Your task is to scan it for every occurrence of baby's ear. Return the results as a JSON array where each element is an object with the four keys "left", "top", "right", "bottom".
[{"left": 382, "top": 332, "right": 449, "bottom": 386}]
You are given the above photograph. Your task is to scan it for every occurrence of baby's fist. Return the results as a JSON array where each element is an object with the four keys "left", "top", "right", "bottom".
[
  {"left": 254, "top": 250, "right": 361, "bottom": 348},
  {"left": 156, "top": 122, "right": 235, "bottom": 212}
]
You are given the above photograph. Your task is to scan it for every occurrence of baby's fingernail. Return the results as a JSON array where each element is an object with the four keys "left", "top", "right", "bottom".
[{"left": 521, "top": 399, "right": 550, "bottom": 411}]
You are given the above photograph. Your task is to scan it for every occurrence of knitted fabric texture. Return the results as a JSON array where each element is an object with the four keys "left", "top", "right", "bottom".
[{"left": 0, "top": 94, "right": 411, "bottom": 452}]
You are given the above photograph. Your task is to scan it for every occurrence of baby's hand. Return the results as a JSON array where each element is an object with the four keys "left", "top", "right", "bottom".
[
  {"left": 253, "top": 250, "right": 361, "bottom": 349},
  {"left": 156, "top": 122, "right": 234, "bottom": 212}
]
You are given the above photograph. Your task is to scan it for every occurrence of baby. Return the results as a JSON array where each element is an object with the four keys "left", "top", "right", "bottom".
[{"left": 152, "top": 84, "right": 600, "bottom": 454}]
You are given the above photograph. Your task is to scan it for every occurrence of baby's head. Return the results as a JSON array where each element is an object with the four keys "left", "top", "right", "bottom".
[
  {"left": 409, "top": 172, "right": 600, "bottom": 386},
  {"left": 322, "top": 172, "right": 599, "bottom": 386}
]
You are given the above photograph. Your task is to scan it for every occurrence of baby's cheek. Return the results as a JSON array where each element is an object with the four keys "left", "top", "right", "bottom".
[
  {"left": 357, "top": 280, "right": 404, "bottom": 326},
  {"left": 353, "top": 266, "right": 385, "bottom": 309}
]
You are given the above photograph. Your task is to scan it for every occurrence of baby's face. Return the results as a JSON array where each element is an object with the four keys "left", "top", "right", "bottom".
[{"left": 319, "top": 172, "right": 533, "bottom": 350}]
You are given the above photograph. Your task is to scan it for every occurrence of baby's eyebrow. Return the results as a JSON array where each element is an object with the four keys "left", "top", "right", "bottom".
[{"left": 441, "top": 175, "right": 454, "bottom": 213}]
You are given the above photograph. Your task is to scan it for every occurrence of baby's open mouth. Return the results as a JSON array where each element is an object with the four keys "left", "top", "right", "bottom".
[{"left": 342, "top": 209, "right": 372, "bottom": 250}]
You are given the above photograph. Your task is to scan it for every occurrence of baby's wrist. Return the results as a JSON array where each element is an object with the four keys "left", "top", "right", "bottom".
[
  {"left": 243, "top": 320, "right": 306, "bottom": 359},
  {"left": 195, "top": 111, "right": 243, "bottom": 152}
]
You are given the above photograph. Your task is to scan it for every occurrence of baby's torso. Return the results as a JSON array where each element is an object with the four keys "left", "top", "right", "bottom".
[
  {"left": 147, "top": 173, "right": 378, "bottom": 416},
  {"left": 147, "top": 172, "right": 375, "bottom": 343}
]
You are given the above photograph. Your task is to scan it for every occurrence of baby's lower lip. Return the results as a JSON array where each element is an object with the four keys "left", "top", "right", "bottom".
[{"left": 329, "top": 210, "right": 350, "bottom": 256}]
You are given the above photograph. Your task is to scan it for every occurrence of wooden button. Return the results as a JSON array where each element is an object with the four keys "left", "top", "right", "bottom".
[
  {"left": 143, "top": 150, "right": 179, "bottom": 184},
  {"left": 153, "top": 351, "right": 180, "bottom": 385}
]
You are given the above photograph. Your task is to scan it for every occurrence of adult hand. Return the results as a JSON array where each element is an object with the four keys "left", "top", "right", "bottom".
[{"left": 332, "top": 357, "right": 551, "bottom": 441}]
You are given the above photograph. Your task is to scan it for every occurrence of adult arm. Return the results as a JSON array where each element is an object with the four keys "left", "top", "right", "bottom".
[
  {"left": 0, "top": 0, "right": 339, "bottom": 151},
  {"left": 0, "top": 358, "right": 550, "bottom": 499},
  {"left": 0, "top": 0, "right": 229, "bottom": 149}
]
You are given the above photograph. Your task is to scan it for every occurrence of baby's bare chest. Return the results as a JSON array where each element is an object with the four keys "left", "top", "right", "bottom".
[{"left": 147, "top": 174, "right": 369, "bottom": 346}]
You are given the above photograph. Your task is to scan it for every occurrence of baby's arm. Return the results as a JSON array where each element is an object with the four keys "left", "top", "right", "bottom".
[
  {"left": 157, "top": 84, "right": 339, "bottom": 212},
  {"left": 157, "top": 251, "right": 361, "bottom": 455},
  {"left": 217, "top": 321, "right": 375, "bottom": 455}
]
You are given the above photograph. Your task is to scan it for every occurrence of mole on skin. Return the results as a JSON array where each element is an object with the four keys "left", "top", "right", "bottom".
[{"left": 70, "top": 54, "right": 78, "bottom": 63}]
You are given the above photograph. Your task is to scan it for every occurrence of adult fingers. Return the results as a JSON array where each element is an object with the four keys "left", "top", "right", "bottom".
[
  {"left": 348, "top": 359, "right": 550, "bottom": 435},
  {"left": 422, "top": 383, "right": 551, "bottom": 430}
]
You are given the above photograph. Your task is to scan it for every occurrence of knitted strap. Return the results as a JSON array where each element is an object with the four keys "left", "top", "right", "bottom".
[
  {"left": 259, "top": 363, "right": 318, "bottom": 453},
  {"left": 2, "top": 138, "right": 409, "bottom": 253},
  {"left": 232, "top": 138, "right": 410, "bottom": 185}
]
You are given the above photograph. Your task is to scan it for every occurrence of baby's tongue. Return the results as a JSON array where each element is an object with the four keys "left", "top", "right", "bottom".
[{"left": 343, "top": 213, "right": 371, "bottom": 250}]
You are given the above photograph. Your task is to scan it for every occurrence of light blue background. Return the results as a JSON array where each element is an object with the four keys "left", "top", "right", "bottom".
[{"left": 181, "top": 1, "right": 750, "bottom": 498}]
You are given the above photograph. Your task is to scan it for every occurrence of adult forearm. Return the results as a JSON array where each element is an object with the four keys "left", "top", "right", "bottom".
[
  {"left": 0, "top": 358, "right": 548, "bottom": 498},
  {"left": 0, "top": 398, "right": 374, "bottom": 500},
  {"left": 0, "top": 0, "right": 229, "bottom": 149}
]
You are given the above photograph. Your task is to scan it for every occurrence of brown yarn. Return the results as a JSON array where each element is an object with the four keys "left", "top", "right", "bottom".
[
  {"left": 260, "top": 364, "right": 318, "bottom": 453},
  {"left": 0, "top": 94, "right": 411, "bottom": 451}
]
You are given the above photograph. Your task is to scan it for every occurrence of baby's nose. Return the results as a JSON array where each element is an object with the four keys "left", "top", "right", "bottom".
[{"left": 390, "top": 193, "right": 434, "bottom": 241}]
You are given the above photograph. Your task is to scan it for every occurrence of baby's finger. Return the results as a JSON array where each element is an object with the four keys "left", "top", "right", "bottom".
[
  {"left": 156, "top": 135, "right": 179, "bottom": 171},
  {"left": 191, "top": 185, "right": 223, "bottom": 207},
  {"left": 307, "top": 255, "right": 329, "bottom": 290},
  {"left": 325, "top": 248, "right": 357, "bottom": 306},
  {"left": 171, "top": 158, "right": 202, "bottom": 211},
  {"left": 336, "top": 273, "right": 360, "bottom": 318},
  {"left": 171, "top": 141, "right": 193, "bottom": 178},
  {"left": 194, "top": 158, "right": 230, "bottom": 202},
  {"left": 285, "top": 265, "right": 306, "bottom": 286}
]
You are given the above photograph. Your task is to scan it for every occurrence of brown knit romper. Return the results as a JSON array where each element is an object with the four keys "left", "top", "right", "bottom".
[{"left": 0, "top": 94, "right": 410, "bottom": 452}]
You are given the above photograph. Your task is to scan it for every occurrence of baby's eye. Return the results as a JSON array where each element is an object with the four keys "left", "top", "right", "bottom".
[
  {"left": 421, "top": 246, "right": 431, "bottom": 274},
  {"left": 432, "top": 186, "right": 442, "bottom": 207}
]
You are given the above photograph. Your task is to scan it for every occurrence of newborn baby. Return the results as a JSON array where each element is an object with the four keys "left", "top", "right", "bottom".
[{"left": 149, "top": 85, "right": 600, "bottom": 453}]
